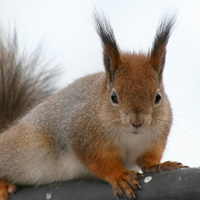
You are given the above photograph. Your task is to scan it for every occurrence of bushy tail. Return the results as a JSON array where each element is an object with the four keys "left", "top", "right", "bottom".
[{"left": 0, "top": 29, "right": 59, "bottom": 131}]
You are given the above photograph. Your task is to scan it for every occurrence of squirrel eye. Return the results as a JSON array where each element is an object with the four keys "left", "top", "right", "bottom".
[
  {"left": 155, "top": 91, "right": 162, "bottom": 104},
  {"left": 111, "top": 91, "right": 119, "bottom": 104}
]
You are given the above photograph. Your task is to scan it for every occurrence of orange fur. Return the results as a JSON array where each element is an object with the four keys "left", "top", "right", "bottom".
[
  {"left": 137, "top": 145, "right": 166, "bottom": 171},
  {"left": 81, "top": 148, "right": 142, "bottom": 199},
  {"left": 137, "top": 142, "right": 189, "bottom": 172},
  {"left": 84, "top": 148, "right": 124, "bottom": 180},
  {"left": 0, "top": 181, "right": 17, "bottom": 200}
]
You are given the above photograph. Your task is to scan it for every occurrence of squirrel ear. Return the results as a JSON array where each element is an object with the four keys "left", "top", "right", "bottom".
[
  {"left": 149, "top": 14, "right": 176, "bottom": 82},
  {"left": 94, "top": 12, "right": 120, "bottom": 83}
]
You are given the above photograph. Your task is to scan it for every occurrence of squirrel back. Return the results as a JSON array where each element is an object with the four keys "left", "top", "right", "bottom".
[{"left": 0, "top": 30, "right": 58, "bottom": 131}]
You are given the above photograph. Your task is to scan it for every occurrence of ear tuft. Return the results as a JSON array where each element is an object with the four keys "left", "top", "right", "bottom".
[
  {"left": 94, "top": 12, "right": 120, "bottom": 83},
  {"left": 149, "top": 13, "right": 177, "bottom": 81}
]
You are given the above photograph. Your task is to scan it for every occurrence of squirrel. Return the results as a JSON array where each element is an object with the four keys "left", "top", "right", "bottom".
[{"left": 0, "top": 13, "right": 188, "bottom": 200}]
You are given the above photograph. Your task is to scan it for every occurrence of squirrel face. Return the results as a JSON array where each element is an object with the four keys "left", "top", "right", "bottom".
[
  {"left": 107, "top": 53, "right": 162, "bottom": 134},
  {"left": 95, "top": 13, "right": 174, "bottom": 135}
]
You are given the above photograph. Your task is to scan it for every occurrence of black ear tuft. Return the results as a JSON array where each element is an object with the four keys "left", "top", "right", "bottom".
[
  {"left": 150, "top": 13, "right": 177, "bottom": 81},
  {"left": 94, "top": 12, "right": 120, "bottom": 83}
]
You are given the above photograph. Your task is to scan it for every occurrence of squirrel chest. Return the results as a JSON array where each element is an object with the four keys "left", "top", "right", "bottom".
[{"left": 119, "top": 130, "right": 153, "bottom": 170}]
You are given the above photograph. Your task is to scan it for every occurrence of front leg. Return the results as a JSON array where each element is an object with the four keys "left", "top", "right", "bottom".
[
  {"left": 78, "top": 148, "right": 142, "bottom": 199},
  {"left": 137, "top": 147, "right": 189, "bottom": 173}
]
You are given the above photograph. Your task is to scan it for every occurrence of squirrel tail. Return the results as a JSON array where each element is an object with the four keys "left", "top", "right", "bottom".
[{"left": 0, "top": 29, "right": 59, "bottom": 131}]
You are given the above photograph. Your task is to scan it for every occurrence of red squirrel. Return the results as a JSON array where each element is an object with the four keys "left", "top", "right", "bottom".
[{"left": 0, "top": 12, "right": 188, "bottom": 199}]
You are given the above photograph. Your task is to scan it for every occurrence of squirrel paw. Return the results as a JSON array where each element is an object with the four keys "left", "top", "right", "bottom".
[
  {"left": 110, "top": 170, "right": 142, "bottom": 199},
  {"left": 159, "top": 161, "right": 189, "bottom": 171},
  {"left": 142, "top": 161, "right": 189, "bottom": 173},
  {"left": 0, "top": 181, "right": 17, "bottom": 200}
]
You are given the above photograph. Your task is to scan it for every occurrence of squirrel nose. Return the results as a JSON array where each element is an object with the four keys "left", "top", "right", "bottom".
[
  {"left": 130, "top": 118, "right": 144, "bottom": 128},
  {"left": 131, "top": 122, "right": 143, "bottom": 128}
]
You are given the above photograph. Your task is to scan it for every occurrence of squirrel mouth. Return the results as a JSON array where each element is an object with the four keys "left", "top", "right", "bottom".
[{"left": 132, "top": 131, "right": 139, "bottom": 134}]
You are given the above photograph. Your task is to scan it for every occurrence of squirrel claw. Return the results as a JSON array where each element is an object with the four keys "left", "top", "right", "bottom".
[
  {"left": 115, "top": 192, "right": 122, "bottom": 200},
  {"left": 131, "top": 192, "right": 136, "bottom": 199},
  {"left": 177, "top": 163, "right": 189, "bottom": 168}
]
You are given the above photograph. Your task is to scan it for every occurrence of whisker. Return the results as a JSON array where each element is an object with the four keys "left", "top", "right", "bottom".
[{"left": 152, "top": 117, "right": 199, "bottom": 150}]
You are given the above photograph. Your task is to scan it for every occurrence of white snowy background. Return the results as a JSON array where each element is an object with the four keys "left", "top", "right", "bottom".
[{"left": 0, "top": 0, "right": 200, "bottom": 167}]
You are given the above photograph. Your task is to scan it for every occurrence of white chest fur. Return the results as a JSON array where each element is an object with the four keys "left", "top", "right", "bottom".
[{"left": 119, "top": 131, "right": 152, "bottom": 171}]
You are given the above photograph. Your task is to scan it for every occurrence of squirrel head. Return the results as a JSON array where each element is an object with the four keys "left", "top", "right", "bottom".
[{"left": 94, "top": 13, "right": 175, "bottom": 134}]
